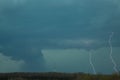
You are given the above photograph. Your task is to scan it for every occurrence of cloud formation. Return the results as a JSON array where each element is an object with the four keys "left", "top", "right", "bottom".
[
  {"left": 0, "top": 0, "right": 120, "bottom": 72},
  {"left": 0, "top": 53, "right": 24, "bottom": 72},
  {"left": 0, "top": 0, "right": 120, "bottom": 49}
]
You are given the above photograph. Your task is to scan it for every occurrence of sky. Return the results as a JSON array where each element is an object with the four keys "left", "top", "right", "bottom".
[{"left": 0, "top": 0, "right": 120, "bottom": 74}]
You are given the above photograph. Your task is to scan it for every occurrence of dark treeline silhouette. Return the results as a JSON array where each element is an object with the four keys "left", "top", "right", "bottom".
[
  {"left": 0, "top": 72, "right": 120, "bottom": 80},
  {"left": 0, "top": 72, "right": 77, "bottom": 80}
]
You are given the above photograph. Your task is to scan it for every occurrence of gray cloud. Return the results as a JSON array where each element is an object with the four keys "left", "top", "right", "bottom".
[
  {"left": 0, "top": 53, "right": 24, "bottom": 72},
  {"left": 0, "top": 0, "right": 120, "bottom": 72}
]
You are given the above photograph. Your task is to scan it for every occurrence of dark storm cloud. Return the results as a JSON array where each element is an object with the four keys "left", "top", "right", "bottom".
[
  {"left": 0, "top": 0, "right": 120, "bottom": 72},
  {"left": 1, "top": 0, "right": 119, "bottom": 49}
]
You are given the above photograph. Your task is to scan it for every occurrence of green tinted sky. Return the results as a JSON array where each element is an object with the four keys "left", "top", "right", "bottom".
[{"left": 0, "top": 0, "right": 120, "bottom": 74}]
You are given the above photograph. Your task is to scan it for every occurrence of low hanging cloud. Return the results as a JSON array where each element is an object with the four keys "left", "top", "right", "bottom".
[
  {"left": 0, "top": 53, "right": 25, "bottom": 72},
  {"left": 48, "top": 38, "right": 100, "bottom": 50}
]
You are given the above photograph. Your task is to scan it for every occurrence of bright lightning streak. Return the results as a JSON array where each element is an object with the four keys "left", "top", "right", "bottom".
[
  {"left": 89, "top": 51, "right": 96, "bottom": 74},
  {"left": 109, "top": 32, "right": 119, "bottom": 74}
]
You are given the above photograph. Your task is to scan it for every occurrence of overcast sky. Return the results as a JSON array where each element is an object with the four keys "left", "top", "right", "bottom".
[{"left": 0, "top": 0, "right": 120, "bottom": 74}]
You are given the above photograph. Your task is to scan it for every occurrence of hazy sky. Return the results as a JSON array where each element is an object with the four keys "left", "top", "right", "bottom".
[{"left": 0, "top": 0, "right": 120, "bottom": 74}]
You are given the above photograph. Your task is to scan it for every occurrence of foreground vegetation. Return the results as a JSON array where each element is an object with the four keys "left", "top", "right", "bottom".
[
  {"left": 0, "top": 72, "right": 119, "bottom": 80},
  {"left": 76, "top": 73, "right": 120, "bottom": 80}
]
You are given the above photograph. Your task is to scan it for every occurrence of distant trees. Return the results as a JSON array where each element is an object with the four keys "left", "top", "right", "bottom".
[
  {"left": 77, "top": 73, "right": 120, "bottom": 80},
  {"left": 0, "top": 72, "right": 120, "bottom": 80}
]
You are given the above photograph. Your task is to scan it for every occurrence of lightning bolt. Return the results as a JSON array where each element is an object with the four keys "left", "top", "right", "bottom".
[
  {"left": 89, "top": 51, "right": 96, "bottom": 74},
  {"left": 109, "top": 32, "right": 119, "bottom": 74}
]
